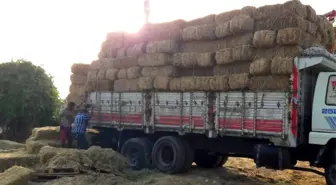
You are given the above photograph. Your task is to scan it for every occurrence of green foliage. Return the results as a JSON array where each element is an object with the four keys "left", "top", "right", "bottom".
[{"left": 0, "top": 59, "right": 62, "bottom": 140}]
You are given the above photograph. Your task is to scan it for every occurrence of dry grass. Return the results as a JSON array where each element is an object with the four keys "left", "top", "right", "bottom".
[
  {"left": 0, "top": 150, "right": 39, "bottom": 172},
  {"left": 0, "top": 166, "right": 34, "bottom": 185}
]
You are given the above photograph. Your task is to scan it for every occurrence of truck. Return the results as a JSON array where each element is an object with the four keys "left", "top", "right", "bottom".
[{"left": 86, "top": 47, "right": 336, "bottom": 185}]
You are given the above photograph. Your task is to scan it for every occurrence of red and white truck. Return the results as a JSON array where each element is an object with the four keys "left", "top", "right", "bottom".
[{"left": 87, "top": 48, "right": 336, "bottom": 185}]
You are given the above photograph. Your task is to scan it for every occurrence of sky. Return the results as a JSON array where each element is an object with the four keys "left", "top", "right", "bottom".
[{"left": 0, "top": 0, "right": 333, "bottom": 99}]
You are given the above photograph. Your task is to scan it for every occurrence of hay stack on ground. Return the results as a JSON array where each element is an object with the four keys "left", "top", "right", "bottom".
[
  {"left": 0, "top": 140, "right": 25, "bottom": 151},
  {"left": 0, "top": 166, "right": 34, "bottom": 185},
  {"left": 67, "top": 63, "right": 90, "bottom": 106},
  {"left": 0, "top": 150, "right": 39, "bottom": 172}
]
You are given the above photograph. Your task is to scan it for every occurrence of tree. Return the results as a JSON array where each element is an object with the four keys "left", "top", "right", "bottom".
[{"left": 0, "top": 59, "right": 62, "bottom": 141}]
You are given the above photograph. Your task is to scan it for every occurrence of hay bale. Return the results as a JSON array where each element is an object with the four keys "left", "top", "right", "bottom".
[
  {"left": 253, "top": 30, "right": 276, "bottom": 48},
  {"left": 86, "top": 80, "right": 97, "bottom": 92},
  {"left": 241, "top": 6, "right": 257, "bottom": 17},
  {"left": 147, "top": 19, "right": 186, "bottom": 30},
  {"left": 209, "top": 76, "right": 229, "bottom": 91},
  {"left": 176, "top": 67, "right": 214, "bottom": 77},
  {"left": 185, "top": 14, "right": 215, "bottom": 27},
  {"left": 254, "top": 0, "right": 306, "bottom": 20},
  {"left": 105, "top": 68, "right": 118, "bottom": 81},
  {"left": 112, "top": 57, "right": 138, "bottom": 69},
  {"left": 254, "top": 15, "right": 307, "bottom": 31},
  {"left": 114, "top": 79, "right": 139, "bottom": 92},
  {"left": 215, "top": 22, "right": 231, "bottom": 38},
  {"left": 306, "top": 21, "right": 318, "bottom": 36},
  {"left": 126, "top": 43, "right": 146, "bottom": 57},
  {"left": 116, "top": 47, "right": 127, "bottom": 58},
  {"left": 26, "top": 140, "right": 60, "bottom": 154},
  {"left": 250, "top": 58, "right": 271, "bottom": 75},
  {"left": 29, "top": 127, "right": 60, "bottom": 141},
  {"left": 255, "top": 46, "right": 302, "bottom": 60},
  {"left": 87, "top": 70, "right": 98, "bottom": 81},
  {"left": 96, "top": 69, "right": 107, "bottom": 80},
  {"left": 154, "top": 77, "right": 170, "bottom": 90},
  {"left": 127, "top": 67, "right": 142, "bottom": 79},
  {"left": 141, "top": 66, "right": 177, "bottom": 77},
  {"left": 0, "top": 140, "right": 25, "bottom": 150},
  {"left": 0, "top": 151, "right": 39, "bottom": 172},
  {"left": 277, "top": 27, "right": 303, "bottom": 46},
  {"left": 198, "top": 52, "right": 215, "bottom": 67},
  {"left": 172, "top": 52, "right": 214, "bottom": 68},
  {"left": 0, "top": 166, "right": 33, "bottom": 185},
  {"left": 146, "top": 40, "right": 179, "bottom": 54},
  {"left": 146, "top": 27, "right": 182, "bottom": 42},
  {"left": 271, "top": 56, "right": 293, "bottom": 75},
  {"left": 182, "top": 24, "right": 217, "bottom": 41},
  {"left": 232, "top": 45, "right": 254, "bottom": 62},
  {"left": 138, "top": 77, "right": 154, "bottom": 91},
  {"left": 180, "top": 77, "right": 197, "bottom": 91},
  {"left": 138, "top": 53, "right": 172, "bottom": 67},
  {"left": 215, "top": 9, "right": 243, "bottom": 24},
  {"left": 71, "top": 64, "right": 89, "bottom": 75},
  {"left": 97, "top": 80, "right": 113, "bottom": 91},
  {"left": 69, "top": 84, "right": 85, "bottom": 95},
  {"left": 229, "top": 73, "right": 249, "bottom": 90},
  {"left": 194, "top": 77, "right": 211, "bottom": 91},
  {"left": 169, "top": 78, "right": 182, "bottom": 91},
  {"left": 248, "top": 76, "right": 290, "bottom": 91},
  {"left": 89, "top": 60, "right": 101, "bottom": 70},
  {"left": 117, "top": 69, "right": 127, "bottom": 79},
  {"left": 213, "top": 62, "right": 251, "bottom": 76},
  {"left": 70, "top": 74, "right": 87, "bottom": 85},
  {"left": 215, "top": 48, "right": 233, "bottom": 65},
  {"left": 229, "top": 15, "right": 254, "bottom": 34}
]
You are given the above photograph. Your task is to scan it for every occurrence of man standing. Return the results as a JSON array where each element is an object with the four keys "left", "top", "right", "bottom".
[
  {"left": 72, "top": 106, "right": 92, "bottom": 150},
  {"left": 59, "top": 102, "right": 76, "bottom": 148}
]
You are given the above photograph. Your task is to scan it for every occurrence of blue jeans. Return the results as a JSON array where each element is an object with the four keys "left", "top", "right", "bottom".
[{"left": 72, "top": 133, "right": 88, "bottom": 150}]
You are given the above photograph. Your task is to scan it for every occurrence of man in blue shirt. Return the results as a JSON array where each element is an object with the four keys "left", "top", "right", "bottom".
[{"left": 72, "top": 106, "right": 92, "bottom": 150}]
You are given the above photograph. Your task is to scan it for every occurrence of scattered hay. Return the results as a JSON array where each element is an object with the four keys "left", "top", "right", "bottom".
[
  {"left": 71, "top": 64, "right": 89, "bottom": 75},
  {"left": 96, "top": 69, "right": 107, "bottom": 80},
  {"left": 114, "top": 79, "right": 139, "bottom": 92},
  {"left": 117, "top": 69, "right": 127, "bottom": 79},
  {"left": 154, "top": 77, "right": 170, "bottom": 90},
  {"left": 127, "top": 67, "right": 142, "bottom": 79},
  {"left": 253, "top": 30, "right": 276, "bottom": 48},
  {"left": 142, "top": 66, "right": 177, "bottom": 77},
  {"left": 0, "top": 140, "right": 25, "bottom": 150},
  {"left": 185, "top": 14, "right": 215, "bottom": 27},
  {"left": 248, "top": 76, "right": 290, "bottom": 91},
  {"left": 213, "top": 62, "right": 251, "bottom": 76},
  {"left": 0, "top": 151, "right": 39, "bottom": 172},
  {"left": 276, "top": 27, "right": 303, "bottom": 46},
  {"left": 215, "top": 22, "right": 231, "bottom": 38},
  {"left": 139, "top": 53, "right": 172, "bottom": 67},
  {"left": 209, "top": 76, "right": 229, "bottom": 91},
  {"left": 0, "top": 166, "right": 34, "bottom": 185},
  {"left": 271, "top": 56, "right": 293, "bottom": 75},
  {"left": 172, "top": 52, "right": 214, "bottom": 68},
  {"left": 126, "top": 43, "right": 146, "bottom": 57},
  {"left": 182, "top": 24, "right": 217, "bottom": 41},
  {"left": 250, "top": 58, "right": 271, "bottom": 76},
  {"left": 215, "top": 9, "right": 243, "bottom": 24},
  {"left": 105, "top": 68, "right": 118, "bottom": 81},
  {"left": 229, "top": 15, "right": 254, "bottom": 35},
  {"left": 232, "top": 45, "right": 254, "bottom": 62},
  {"left": 228, "top": 73, "right": 250, "bottom": 90},
  {"left": 215, "top": 48, "right": 233, "bottom": 65},
  {"left": 70, "top": 74, "right": 87, "bottom": 85},
  {"left": 146, "top": 40, "right": 179, "bottom": 54},
  {"left": 254, "top": 15, "right": 307, "bottom": 31},
  {"left": 138, "top": 77, "right": 154, "bottom": 91},
  {"left": 112, "top": 57, "right": 138, "bottom": 69},
  {"left": 26, "top": 140, "right": 59, "bottom": 154},
  {"left": 87, "top": 70, "right": 98, "bottom": 81}
]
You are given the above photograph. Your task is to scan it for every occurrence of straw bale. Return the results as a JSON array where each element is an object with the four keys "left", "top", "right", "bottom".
[
  {"left": 116, "top": 47, "right": 127, "bottom": 58},
  {"left": 0, "top": 140, "right": 25, "bottom": 150},
  {"left": 147, "top": 19, "right": 186, "bottom": 30},
  {"left": 180, "top": 77, "right": 197, "bottom": 91},
  {"left": 146, "top": 27, "right": 182, "bottom": 42},
  {"left": 250, "top": 58, "right": 271, "bottom": 75},
  {"left": 255, "top": 16, "right": 307, "bottom": 32},
  {"left": 209, "top": 76, "right": 229, "bottom": 91},
  {"left": 69, "top": 84, "right": 85, "bottom": 95},
  {"left": 70, "top": 74, "right": 87, "bottom": 85},
  {"left": 169, "top": 78, "right": 182, "bottom": 91},
  {"left": 185, "top": 14, "right": 215, "bottom": 27},
  {"left": 0, "top": 151, "right": 39, "bottom": 172},
  {"left": 146, "top": 40, "right": 179, "bottom": 54},
  {"left": 228, "top": 73, "right": 250, "bottom": 90},
  {"left": 226, "top": 33, "right": 253, "bottom": 48},
  {"left": 105, "top": 68, "right": 118, "bottom": 81},
  {"left": 229, "top": 15, "right": 254, "bottom": 34},
  {"left": 127, "top": 67, "right": 142, "bottom": 79},
  {"left": 89, "top": 60, "right": 101, "bottom": 70},
  {"left": 255, "top": 46, "right": 302, "bottom": 60},
  {"left": 112, "top": 57, "right": 138, "bottom": 69},
  {"left": 215, "top": 9, "right": 243, "bottom": 24},
  {"left": 126, "top": 43, "right": 146, "bottom": 57},
  {"left": 253, "top": 30, "right": 276, "bottom": 48},
  {"left": 248, "top": 76, "right": 290, "bottom": 91},
  {"left": 123, "top": 31, "right": 146, "bottom": 46},
  {"left": 213, "top": 62, "right": 251, "bottom": 76},
  {"left": 271, "top": 56, "right": 293, "bottom": 75},
  {"left": 65, "top": 93, "right": 84, "bottom": 106},
  {"left": 138, "top": 77, "right": 154, "bottom": 91},
  {"left": 29, "top": 127, "right": 59, "bottom": 141},
  {"left": 86, "top": 80, "right": 97, "bottom": 92},
  {"left": 215, "top": 22, "right": 231, "bottom": 38},
  {"left": 198, "top": 52, "right": 215, "bottom": 67},
  {"left": 277, "top": 27, "right": 304, "bottom": 46},
  {"left": 306, "top": 21, "right": 318, "bottom": 36},
  {"left": 241, "top": 6, "right": 257, "bottom": 18},
  {"left": 114, "top": 79, "right": 139, "bottom": 92},
  {"left": 195, "top": 77, "right": 211, "bottom": 91},
  {"left": 138, "top": 53, "right": 172, "bottom": 67},
  {"left": 176, "top": 67, "right": 213, "bottom": 77},
  {"left": 0, "top": 166, "right": 33, "bottom": 185},
  {"left": 26, "top": 140, "right": 60, "bottom": 154},
  {"left": 117, "top": 69, "right": 127, "bottom": 79},
  {"left": 233, "top": 45, "right": 254, "bottom": 62},
  {"left": 215, "top": 48, "right": 233, "bottom": 65},
  {"left": 172, "top": 52, "right": 197, "bottom": 67},
  {"left": 99, "top": 58, "right": 111, "bottom": 68},
  {"left": 182, "top": 25, "right": 217, "bottom": 41},
  {"left": 154, "top": 77, "right": 170, "bottom": 90},
  {"left": 97, "top": 69, "right": 107, "bottom": 80},
  {"left": 105, "top": 32, "right": 124, "bottom": 49},
  {"left": 97, "top": 80, "right": 113, "bottom": 91},
  {"left": 142, "top": 66, "right": 177, "bottom": 77},
  {"left": 71, "top": 64, "right": 89, "bottom": 75}
]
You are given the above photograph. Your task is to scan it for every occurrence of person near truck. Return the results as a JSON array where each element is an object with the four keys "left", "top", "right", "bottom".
[
  {"left": 59, "top": 102, "right": 76, "bottom": 148},
  {"left": 72, "top": 105, "right": 92, "bottom": 150}
]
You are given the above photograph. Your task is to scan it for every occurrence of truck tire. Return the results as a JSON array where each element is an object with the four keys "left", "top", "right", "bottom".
[
  {"left": 216, "top": 155, "right": 229, "bottom": 167},
  {"left": 325, "top": 164, "right": 336, "bottom": 185},
  {"left": 181, "top": 138, "right": 194, "bottom": 172},
  {"left": 121, "top": 137, "right": 153, "bottom": 170},
  {"left": 194, "top": 150, "right": 223, "bottom": 168},
  {"left": 152, "top": 136, "right": 186, "bottom": 174}
]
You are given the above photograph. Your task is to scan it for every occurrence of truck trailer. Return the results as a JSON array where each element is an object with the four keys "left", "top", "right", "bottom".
[{"left": 87, "top": 47, "right": 336, "bottom": 184}]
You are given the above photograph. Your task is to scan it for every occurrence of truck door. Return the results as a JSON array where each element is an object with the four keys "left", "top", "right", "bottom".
[{"left": 310, "top": 72, "right": 336, "bottom": 145}]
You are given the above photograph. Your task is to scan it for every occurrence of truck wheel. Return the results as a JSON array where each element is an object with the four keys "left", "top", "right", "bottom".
[
  {"left": 181, "top": 139, "right": 194, "bottom": 172},
  {"left": 194, "top": 150, "right": 223, "bottom": 168},
  {"left": 121, "top": 137, "right": 153, "bottom": 170},
  {"left": 216, "top": 155, "right": 229, "bottom": 167},
  {"left": 325, "top": 164, "right": 336, "bottom": 185},
  {"left": 152, "top": 136, "right": 186, "bottom": 174}
]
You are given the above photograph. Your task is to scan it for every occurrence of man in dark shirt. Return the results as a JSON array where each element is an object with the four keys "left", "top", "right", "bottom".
[
  {"left": 72, "top": 106, "right": 92, "bottom": 150},
  {"left": 59, "top": 102, "right": 76, "bottom": 148}
]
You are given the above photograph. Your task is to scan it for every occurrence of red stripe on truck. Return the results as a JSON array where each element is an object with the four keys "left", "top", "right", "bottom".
[
  {"left": 158, "top": 116, "right": 205, "bottom": 127},
  {"left": 291, "top": 65, "right": 298, "bottom": 137},
  {"left": 218, "top": 118, "right": 283, "bottom": 132}
]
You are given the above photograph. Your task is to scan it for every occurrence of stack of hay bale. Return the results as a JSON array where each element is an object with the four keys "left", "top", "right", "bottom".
[
  {"left": 67, "top": 63, "right": 89, "bottom": 105},
  {"left": 85, "top": 0, "right": 335, "bottom": 94}
]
